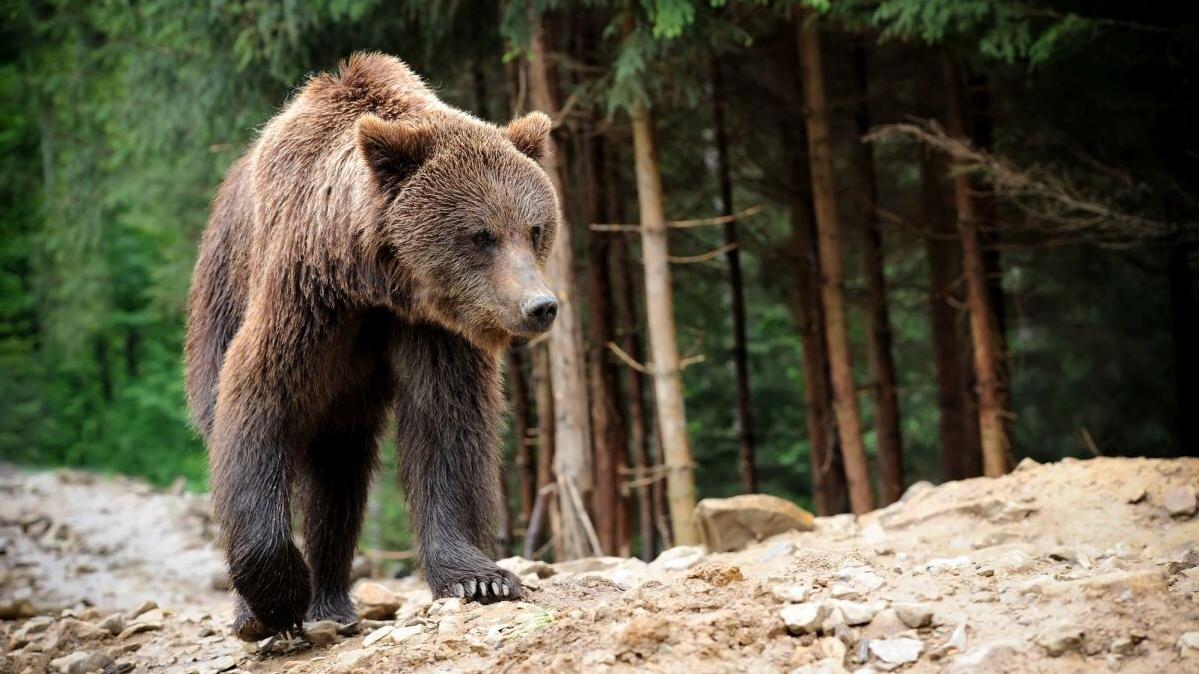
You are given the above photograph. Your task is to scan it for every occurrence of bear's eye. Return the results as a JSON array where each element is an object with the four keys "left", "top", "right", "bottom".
[
  {"left": 472, "top": 229, "right": 497, "bottom": 250},
  {"left": 530, "top": 224, "right": 545, "bottom": 249}
]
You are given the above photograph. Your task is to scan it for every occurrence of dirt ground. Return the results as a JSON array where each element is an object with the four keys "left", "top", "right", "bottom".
[{"left": 2, "top": 456, "right": 1197, "bottom": 673}]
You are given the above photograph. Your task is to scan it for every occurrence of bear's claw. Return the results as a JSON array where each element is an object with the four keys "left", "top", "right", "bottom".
[{"left": 439, "top": 572, "right": 522, "bottom": 605}]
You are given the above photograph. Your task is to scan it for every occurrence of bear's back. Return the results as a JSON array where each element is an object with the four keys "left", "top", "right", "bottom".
[{"left": 241, "top": 54, "right": 443, "bottom": 281}]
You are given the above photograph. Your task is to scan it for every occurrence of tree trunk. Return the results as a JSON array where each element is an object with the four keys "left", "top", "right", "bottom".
[
  {"left": 783, "top": 118, "right": 849, "bottom": 516},
  {"left": 530, "top": 343, "right": 555, "bottom": 555},
  {"left": 850, "top": 44, "right": 904, "bottom": 505},
  {"left": 943, "top": 53, "right": 1010, "bottom": 478},
  {"left": 526, "top": 15, "right": 594, "bottom": 558},
  {"left": 710, "top": 54, "right": 757, "bottom": 494},
  {"left": 797, "top": 15, "right": 874, "bottom": 514},
  {"left": 629, "top": 102, "right": 700, "bottom": 546},
  {"left": 508, "top": 347, "right": 536, "bottom": 524},
  {"left": 608, "top": 150, "right": 657, "bottom": 559},
  {"left": 921, "top": 146, "right": 982, "bottom": 480},
  {"left": 582, "top": 125, "right": 627, "bottom": 555}
]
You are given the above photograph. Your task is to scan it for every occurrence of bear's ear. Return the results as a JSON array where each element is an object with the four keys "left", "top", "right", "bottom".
[
  {"left": 356, "top": 114, "right": 434, "bottom": 192},
  {"left": 504, "top": 111, "right": 553, "bottom": 162}
]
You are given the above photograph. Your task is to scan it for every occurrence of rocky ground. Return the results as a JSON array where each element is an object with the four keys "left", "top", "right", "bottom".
[{"left": 2, "top": 456, "right": 1198, "bottom": 674}]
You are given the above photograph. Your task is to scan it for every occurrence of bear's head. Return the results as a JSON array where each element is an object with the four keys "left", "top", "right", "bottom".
[{"left": 357, "top": 109, "right": 560, "bottom": 346}]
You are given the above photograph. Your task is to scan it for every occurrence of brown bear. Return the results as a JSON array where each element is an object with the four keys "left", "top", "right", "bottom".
[{"left": 184, "top": 52, "right": 560, "bottom": 641}]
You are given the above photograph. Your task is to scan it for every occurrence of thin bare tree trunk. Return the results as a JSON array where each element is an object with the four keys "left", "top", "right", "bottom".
[
  {"left": 921, "top": 147, "right": 981, "bottom": 480},
  {"left": 710, "top": 54, "right": 757, "bottom": 494},
  {"left": 606, "top": 139, "right": 657, "bottom": 558},
  {"left": 850, "top": 44, "right": 904, "bottom": 505},
  {"left": 526, "top": 15, "right": 593, "bottom": 558},
  {"left": 629, "top": 102, "right": 699, "bottom": 546},
  {"left": 943, "top": 53, "right": 1010, "bottom": 478},
  {"left": 582, "top": 125, "right": 627, "bottom": 555},
  {"left": 797, "top": 15, "right": 874, "bottom": 514},
  {"left": 508, "top": 347, "right": 536, "bottom": 525},
  {"left": 532, "top": 343, "right": 555, "bottom": 556},
  {"left": 784, "top": 137, "right": 849, "bottom": 515}
]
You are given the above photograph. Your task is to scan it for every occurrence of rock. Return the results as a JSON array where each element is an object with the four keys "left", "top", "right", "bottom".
[
  {"left": 780, "top": 602, "right": 828, "bottom": 634},
  {"left": 0, "top": 596, "right": 35, "bottom": 619},
  {"left": 334, "top": 648, "right": 371, "bottom": 669},
  {"left": 1013, "top": 457, "right": 1040, "bottom": 472},
  {"left": 892, "top": 602, "right": 933, "bottom": 629},
  {"left": 1119, "top": 483, "right": 1146, "bottom": 504},
  {"left": 1178, "top": 632, "right": 1199, "bottom": 657},
  {"left": 771, "top": 583, "right": 809, "bottom": 603},
  {"left": 828, "top": 600, "right": 880, "bottom": 626},
  {"left": 116, "top": 621, "right": 162, "bottom": 639},
  {"left": 994, "top": 550, "right": 1032, "bottom": 574},
  {"left": 943, "top": 623, "right": 968, "bottom": 653},
  {"left": 49, "top": 651, "right": 114, "bottom": 674},
  {"left": 124, "top": 600, "right": 157, "bottom": 620},
  {"left": 57, "top": 618, "right": 108, "bottom": 642},
  {"left": 8, "top": 615, "right": 54, "bottom": 649},
  {"left": 864, "top": 609, "right": 907, "bottom": 639},
  {"left": 303, "top": 620, "right": 342, "bottom": 646},
  {"left": 821, "top": 607, "right": 847, "bottom": 634},
  {"left": 354, "top": 582, "right": 400, "bottom": 620},
  {"left": 947, "top": 642, "right": 1021, "bottom": 674},
  {"left": 830, "top": 564, "right": 885, "bottom": 599},
  {"left": 1164, "top": 486, "right": 1197, "bottom": 518},
  {"left": 1037, "top": 627, "right": 1085, "bottom": 656},
  {"left": 819, "top": 636, "right": 847, "bottom": 662},
  {"left": 868, "top": 637, "right": 923, "bottom": 665},
  {"left": 362, "top": 625, "right": 393, "bottom": 646},
  {"left": 390, "top": 624, "right": 424, "bottom": 644},
  {"left": 97, "top": 612, "right": 125, "bottom": 636},
  {"left": 497, "top": 556, "right": 557, "bottom": 578},
  {"left": 650, "top": 546, "right": 705, "bottom": 571},
  {"left": 1110, "top": 637, "right": 1137, "bottom": 655},
  {"left": 900, "top": 481, "right": 934, "bottom": 503},
  {"left": 437, "top": 615, "right": 463, "bottom": 636},
  {"left": 693, "top": 494, "right": 815, "bottom": 552}
]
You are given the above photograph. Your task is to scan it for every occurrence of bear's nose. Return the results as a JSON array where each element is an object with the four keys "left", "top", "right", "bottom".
[{"left": 522, "top": 295, "right": 559, "bottom": 331}]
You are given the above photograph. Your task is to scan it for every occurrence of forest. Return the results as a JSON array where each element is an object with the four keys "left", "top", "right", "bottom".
[{"left": 1, "top": 0, "right": 1196, "bottom": 567}]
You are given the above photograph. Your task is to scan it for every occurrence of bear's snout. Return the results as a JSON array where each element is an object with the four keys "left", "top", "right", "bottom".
[{"left": 521, "top": 294, "right": 558, "bottom": 333}]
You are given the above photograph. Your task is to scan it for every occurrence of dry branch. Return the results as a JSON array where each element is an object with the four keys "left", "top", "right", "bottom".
[
  {"left": 866, "top": 121, "right": 1191, "bottom": 245},
  {"left": 590, "top": 205, "right": 761, "bottom": 232}
]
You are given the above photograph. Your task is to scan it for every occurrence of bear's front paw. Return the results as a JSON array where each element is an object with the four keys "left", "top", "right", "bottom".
[
  {"left": 435, "top": 567, "right": 524, "bottom": 605},
  {"left": 228, "top": 539, "right": 312, "bottom": 640}
]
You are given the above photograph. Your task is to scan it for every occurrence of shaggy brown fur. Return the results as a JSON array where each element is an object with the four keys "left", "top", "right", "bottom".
[{"left": 184, "top": 53, "right": 560, "bottom": 641}]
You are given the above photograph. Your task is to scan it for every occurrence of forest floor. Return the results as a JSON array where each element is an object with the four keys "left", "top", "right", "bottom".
[{"left": 2, "top": 456, "right": 1198, "bottom": 674}]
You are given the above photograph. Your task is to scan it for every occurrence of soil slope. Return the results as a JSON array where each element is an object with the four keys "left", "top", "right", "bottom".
[{"left": 2, "top": 457, "right": 1197, "bottom": 673}]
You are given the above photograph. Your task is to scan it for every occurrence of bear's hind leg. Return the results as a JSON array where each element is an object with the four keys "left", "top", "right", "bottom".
[{"left": 301, "top": 422, "right": 382, "bottom": 624}]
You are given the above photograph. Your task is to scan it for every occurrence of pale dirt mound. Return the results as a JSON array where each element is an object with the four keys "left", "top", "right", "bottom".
[{"left": 2, "top": 457, "right": 1198, "bottom": 674}]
